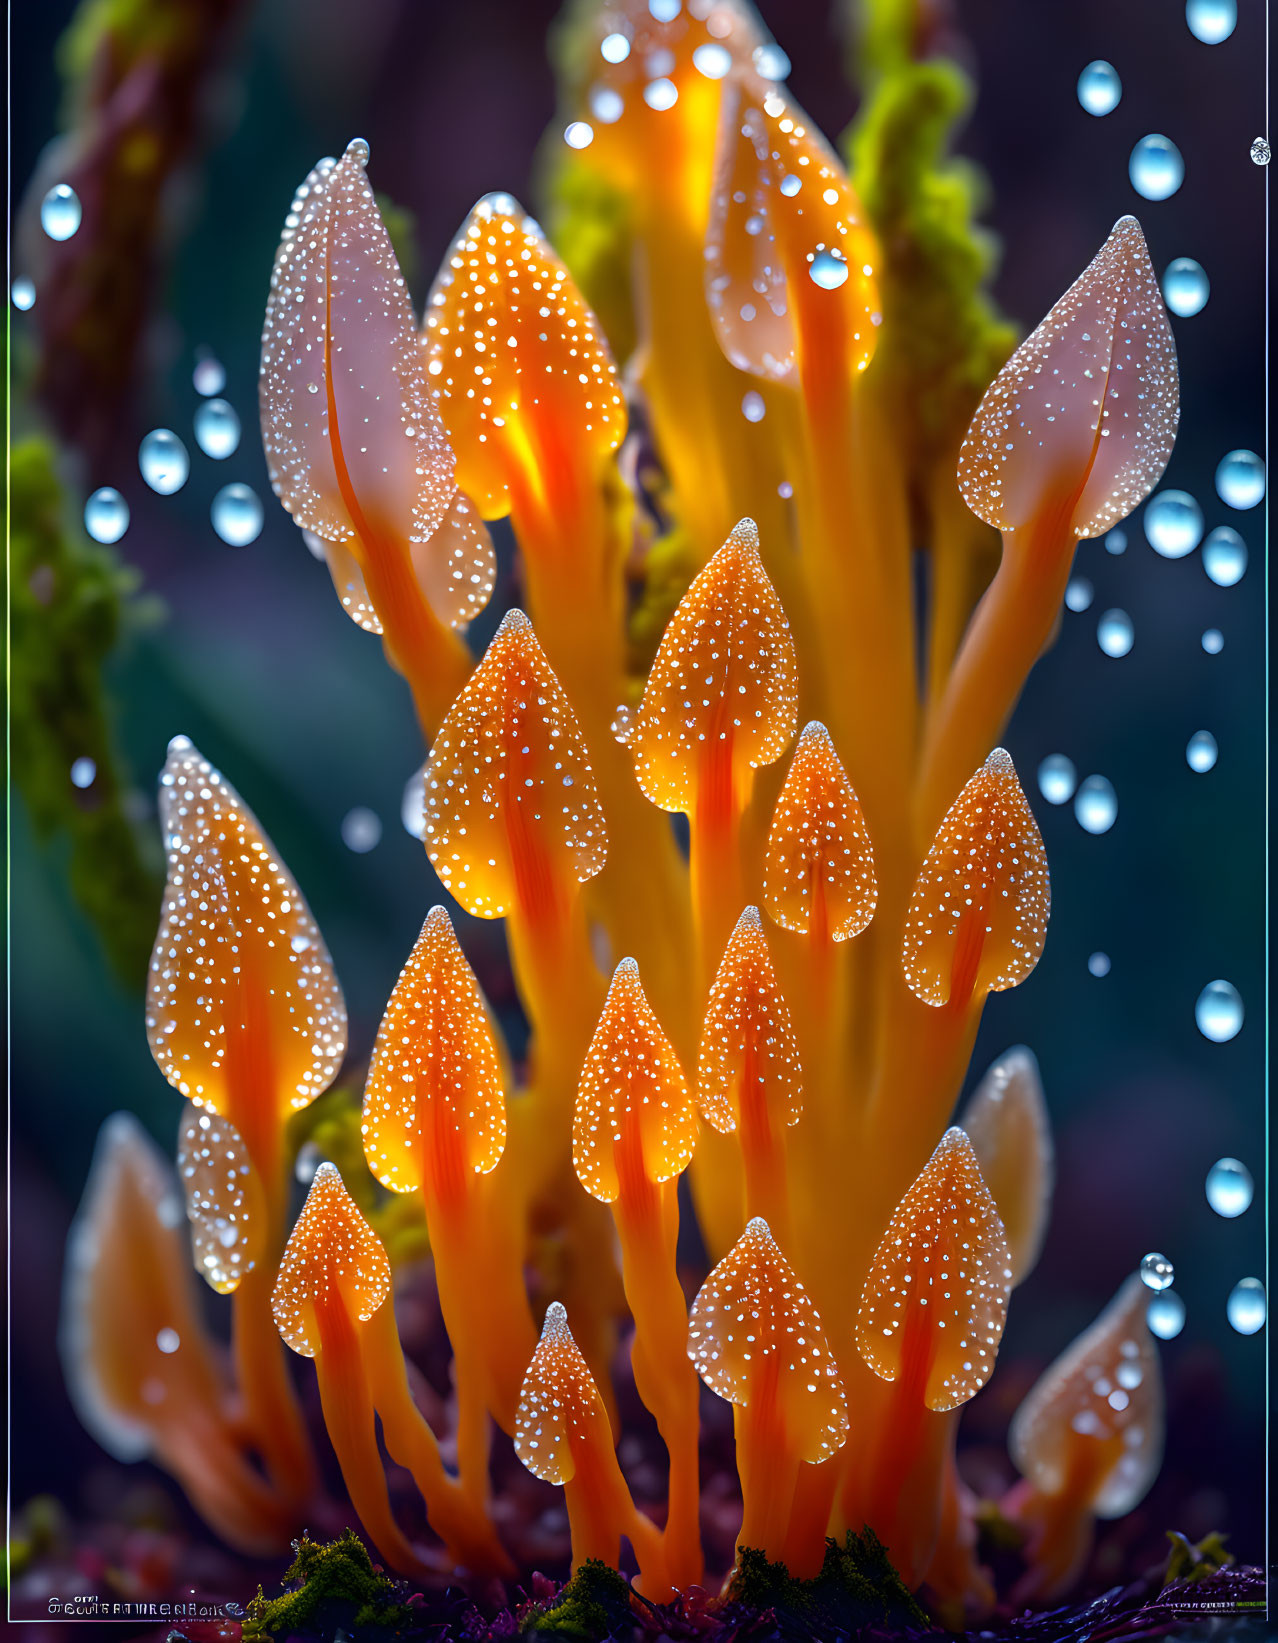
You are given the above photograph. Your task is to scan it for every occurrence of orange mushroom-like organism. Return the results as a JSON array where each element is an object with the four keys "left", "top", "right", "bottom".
[
  {"left": 688, "top": 1216, "right": 848, "bottom": 1565},
  {"left": 1004, "top": 1273, "right": 1164, "bottom": 1601},
  {"left": 573, "top": 958, "right": 702, "bottom": 1586},
  {"left": 960, "top": 1046, "right": 1055, "bottom": 1284},
  {"left": 921, "top": 216, "right": 1178, "bottom": 830},
  {"left": 515, "top": 1302, "right": 671, "bottom": 1596},
  {"left": 61, "top": 1113, "right": 292, "bottom": 1554},
  {"left": 273, "top": 1164, "right": 509, "bottom": 1576},
  {"left": 854, "top": 1127, "right": 1014, "bottom": 1584},
  {"left": 260, "top": 139, "right": 482, "bottom": 732}
]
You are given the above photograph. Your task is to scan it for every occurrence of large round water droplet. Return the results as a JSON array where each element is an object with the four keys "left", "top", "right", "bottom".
[
  {"left": 649, "top": 0, "right": 680, "bottom": 19},
  {"left": 600, "top": 31, "right": 630, "bottom": 63},
  {"left": 643, "top": 78, "right": 678, "bottom": 111},
  {"left": 752, "top": 43, "right": 790, "bottom": 81},
  {"left": 1205, "top": 1157, "right": 1253, "bottom": 1218},
  {"left": 1037, "top": 754, "right": 1077, "bottom": 805},
  {"left": 1147, "top": 1290, "right": 1186, "bottom": 1339},
  {"left": 1162, "top": 257, "right": 1210, "bottom": 317},
  {"left": 1202, "top": 526, "right": 1247, "bottom": 586},
  {"left": 1144, "top": 489, "right": 1203, "bottom": 557},
  {"left": 84, "top": 487, "right": 130, "bottom": 544},
  {"left": 1088, "top": 951, "right": 1111, "bottom": 977},
  {"left": 1226, "top": 1277, "right": 1266, "bottom": 1335},
  {"left": 1075, "top": 775, "right": 1117, "bottom": 834},
  {"left": 1064, "top": 576, "right": 1093, "bottom": 612},
  {"left": 1140, "top": 1252, "right": 1174, "bottom": 1291},
  {"left": 564, "top": 121, "right": 594, "bottom": 149},
  {"left": 211, "top": 483, "right": 263, "bottom": 546},
  {"left": 693, "top": 42, "right": 732, "bottom": 78},
  {"left": 1186, "top": 0, "right": 1236, "bottom": 43},
  {"left": 11, "top": 277, "right": 35, "bottom": 311},
  {"left": 194, "top": 398, "right": 241, "bottom": 460},
  {"left": 1202, "top": 627, "right": 1224, "bottom": 654},
  {"left": 1077, "top": 60, "right": 1121, "bottom": 115},
  {"left": 1129, "top": 135, "right": 1185, "bottom": 201},
  {"left": 1195, "top": 979, "right": 1243, "bottom": 1041},
  {"left": 741, "top": 391, "right": 766, "bottom": 424},
  {"left": 809, "top": 250, "right": 849, "bottom": 290},
  {"left": 192, "top": 354, "right": 226, "bottom": 396},
  {"left": 342, "top": 806, "right": 382, "bottom": 853},
  {"left": 401, "top": 766, "right": 427, "bottom": 840},
  {"left": 70, "top": 756, "right": 97, "bottom": 789},
  {"left": 1186, "top": 730, "right": 1218, "bottom": 772},
  {"left": 1097, "top": 608, "right": 1134, "bottom": 657},
  {"left": 1105, "top": 527, "right": 1128, "bottom": 555},
  {"left": 139, "top": 429, "right": 190, "bottom": 495},
  {"left": 41, "top": 183, "right": 82, "bottom": 241},
  {"left": 1215, "top": 449, "right": 1265, "bottom": 509},
  {"left": 590, "top": 86, "right": 624, "bottom": 124}
]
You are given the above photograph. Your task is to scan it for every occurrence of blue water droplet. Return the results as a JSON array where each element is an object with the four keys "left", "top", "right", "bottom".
[
  {"left": 1202, "top": 627, "right": 1224, "bottom": 654},
  {"left": 1215, "top": 449, "right": 1265, "bottom": 509},
  {"left": 192, "top": 353, "right": 226, "bottom": 396},
  {"left": 1201, "top": 526, "right": 1247, "bottom": 586},
  {"left": 70, "top": 756, "right": 97, "bottom": 789},
  {"left": 84, "top": 487, "right": 130, "bottom": 544},
  {"left": 1147, "top": 1290, "right": 1185, "bottom": 1339},
  {"left": 600, "top": 31, "right": 630, "bottom": 63},
  {"left": 1037, "top": 754, "right": 1077, "bottom": 805},
  {"left": 211, "top": 483, "right": 263, "bottom": 546},
  {"left": 1140, "top": 1252, "right": 1175, "bottom": 1291},
  {"left": 1162, "top": 257, "right": 1210, "bottom": 317},
  {"left": 342, "top": 806, "right": 382, "bottom": 853},
  {"left": 1186, "top": 730, "right": 1218, "bottom": 772},
  {"left": 1105, "top": 527, "right": 1127, "bottom": 555},
  {"left": 564, "top": 120, "right": 594, "bottom": 149},
  {"left": 193, "top": 398, "right": 241, "bottom": 460},
  {"left": 741, "top": 391, "right": 766, "bottom": 423},
  {"left": 1205, "top": 1157, "right": 1253, "bottom": 1218},
  {"left": 138, "top": 429, "right": 190, "bottom": 495},
  {"left": 1195, "top": 979, "right": 1243, "bottom": 1042},
  {"left": 1144, "top": 489, "right": 1203, "bottom": 557},
  {"left": 1077, "top": 60, "right": 1121, "bottom": 116},
  {"left": 780, "top": 173, "right": 802, "bottom": 197},
  {"left": 1088, "top": 951, "right": 1111, "bottom": 977},
  {"left": 1129, "top": 134, "right": 1185, "bottom": 201},
  {"left": 1075, "top": 775, "right": 1117, "bottom": 834},
  {"left": 1226, "top": 1277, "right": 1266, "bottom": 1335},
  {"left": 41, "top": 183, "right": 82, "bottom": 241},
  {"left": 1186, "top": 0, "right": 1236, "bottom": 43},
  {"left": 1097, "top": 608, "right": 1134, "bottom": 657},
  {"left": 643, "top": 78, "right": 678, "bottom": 111},
  {"left": 649, "top": 0, "right": 680, "bottom": 19},
  {"left": 752, "top": 43, "right": 790, "bottom": 81},
  {"left": 1064, "top": 576, "right": 1093, "bottom": 612},
  {"left": 11, "top": 277, "right": 35, "bottom": 311},
  {"left": 692, "top": 42, "right": 732, "bottom": 78},
  {"left": 590, "top": 86, "right": 624, "bottom": 124},
  {"left": 809, "top": 250, "right": 849, "bottom": 290}
]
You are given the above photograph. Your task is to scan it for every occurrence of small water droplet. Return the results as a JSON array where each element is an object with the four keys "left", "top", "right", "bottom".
[
  {"left": 1075, "top": 775, "right": 1117, "bottom": 834},
  {"left": 70, "top": 756, "right": 97, "bottom": 789},
  {"left": 780, "top": 173, "right": 802, "bottom": 197},
  {"left": 211, "top": 483, "right": 263, "bottom": 546},
  {"left": 402, "top": 764, "right": 427, "bottom": 839},
  {"left": 611, "top": 704, "right": 635, "bottom": 745},
  {"left": 192, "top": 353, "right": 226, "bottom": 396},
  {"left": 1144, "top": 489, "right": 1203, "bottom": 557},
  {"left": 643, "top": 78, "right": 678, "bottom": 111},
  {"left": 741, "top": 390, "right": 766, "bottom": 423},
  {"left": 295, "top": 1141, "right": 322, "bottom": 1185},
  {"left": 139, "top": 429, "right": 190, "bottom": 495},
  {"left": 1129, "top": 134, "right": 1184, "bottom": 201},
  {"left": 1065, "top": 576, "right": 1093, "bottom": 612},
  {"left": 194, "top": 398, "right": 241, "bottom": 460},
  {"left": 156, "top": 1327, "right": 181, "bottom": 1354},
  {"left": 1201, "top": 525, "right": 1247, "bottom": 586},
  {"left": 1097, "top": 608, "right": 1134, "bottom": 658},
  {"left": 1205, "top": 1157, "right": 1253, "bottom": 1218},
  {"left": 1161, "top": 257, "right": 1210, "bottom": 317},
  {"left": 1251, "top": 136, "right": 1271, "bottom": 166},
  {"left": 1037, "top": 754, "right": 1077, "bottom": 805},
  {"left": 1195, "top": 979, "right": 1243, "bottom": 1042},
  {"left": 564, "top": 121, "right": 594, "bottom": 149},
  {"left": 1215, "top": 449, "right": 1265, "bottom": 509},
  {"left": 1105, "top": 527, "right": 1128, "bottom": 555},
  {"left": 1202, "top": 627, "right": 1224, "bottom": 654},
  {"left": 84, "top": 486, "right": 130, "bottom": 544},
  {"left": 752, "top": 42, "right": 791, "bottom": 81},
  {"left": 693, "top": 42, "right": 732, "bottom": 78},
  {"left": 649, "top": 0, "right": 680, "bottom": 19},
  {"left": 1147, "top": 1290, "right": 1186, "bottom": 1339},
  {"left": 1186, "top": 0, "right": 1236, "bottom": 43},
  {"left": 601, "top": 32, "right": 630, "bottom": 63},
  {"left": 1088, "top": 951, "right": 1111, "bottom": 977},
  {"left": 1186, "top": 730, "right": 1218, "bottom": 772},
  {"left": 809, "top": 250, "right": 849, "bottom": 290},
  {"left": 1077, "top": 60, "right": 1121, "bottom": 115},
  {"left": 11, "top": 276, "right": 35, "bottom": 311},
  {"left": 590, "top": 85, "right": 624, "bottom": 123},
  {"left": 1226, "top": 1277, "right": 1266, "bottom": 1335},
  {"left": 342, "top": 806, "right": 382, "bottom": 853},
  {"left": 1140, "top": 1252, "right": 1175, "bottom": 1292},
  {"left": 41, "top": 183, "right": 82, "bottom": 241}
]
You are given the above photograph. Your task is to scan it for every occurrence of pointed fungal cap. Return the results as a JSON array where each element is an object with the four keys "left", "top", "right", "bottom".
[
  {"left": 1009, "top": 1273, "right": 1163, "bottom": 1517},
  {"left": 902, "top": 748, "right": 1050, "bottom": 1008},
  {"left": 422, "top": 611, "right": 608, "bottom": 917},
  {"left": 958, "top": 216, "right": 1178, "bottom": 541},
  {"left": 706, "top": 83, "right": 880, "bottom": 385},
  {"left": 763, "top": 720, "right": 877, "bottom": 941},
  {"left": 633, "top": 518, "right": 798, "bottom": 815},
  {"left": 60, "top": 1113, "right": 223, "bottom": 1463},
  {"left": 259, "top": 143, "right": 459, "bottom": 573},
  {"left": 573, "top": 957, "right": 698, "bottom": 1203},
  {"left": 688, "top": 1215, "right": 848, "bottom": 1463},
  {"left": 146, "top": 739, "right": 348, "bottom": 1117},
  {"left": 271, "top": 1163, "right": 392, "bottom": 1358},
  {"left": 514, "top": 1301, "right": 608, "bottom": 1485},
  {"left": 177, "top": 1103, "right": 266, "bottom": 1295},
  {"left": 362, "top": 906, "right": 506, "bottom": 1194},
  {"left": 960, "top": 1047, "right": 1054, "bottom": 1284},
  {"left": 697, "top": 906, "right": 802, "bottom": 1133},
  {"left": 856, "top": 1127, "right": 1014, "bottom": 1412},
  {"left": 422, "top": 192, "right": 626, "bottom": 518}
]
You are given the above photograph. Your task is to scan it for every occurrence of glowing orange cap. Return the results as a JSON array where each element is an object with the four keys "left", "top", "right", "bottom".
[
  {"left": 574, "top": 958, "right": 697, "bottom": 1203},
  {"left": 146, "top": 738, "right": 347, "bottom": 1119},
  {"left": 271, "top": 1164, "right": 392, "bottom": 1359},
  {"left": 961, "top": 1047, "right": 1054, "bottom": 1284},
  {"left": 856, "top": 1127, "right": 1013, "bottom": 1412},
  {"left": 177, "top": 1103, "right": 265, "bottom": 1296},
  {"left": 958, "top": 216, "right": 1178, "bottom": 540},
  {"left": 902, "top": 748, "right": 1049, "bottom": 1009},
  {"left": 514, "top": 1302, "right": 612, "bottom": 1485},
  {"left": 362, "top": 906, "right": 506, "bottom": 1197},
  {"left": 423, "top": 609, "right": 608, "bottom": 917},
  {"left": 763, "top": 721, "right": 877, "bottom": 941},
  {"left": 688, "top": 1216, "right": 847, "bottom": 1463},
  {"left": 633, "top": 518, "right": 797, "bottom": 815},
  {"left": 697, "top": 907, "right": 801, "bottom": 1134}
]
